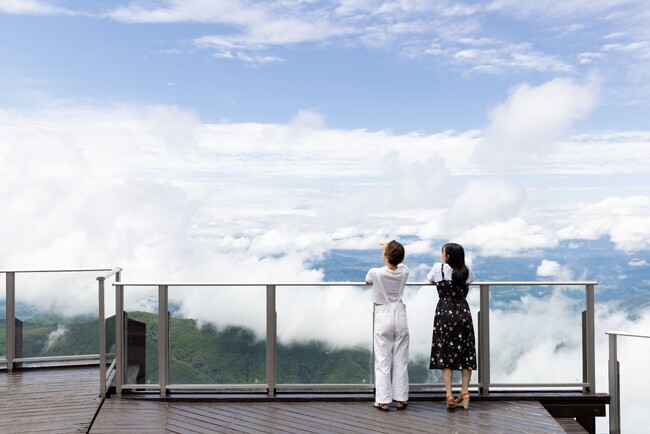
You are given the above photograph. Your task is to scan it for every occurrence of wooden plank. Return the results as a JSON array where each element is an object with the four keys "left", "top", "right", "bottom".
[{"left": 0, "top": 367, "right": 101, "bottom": 434}]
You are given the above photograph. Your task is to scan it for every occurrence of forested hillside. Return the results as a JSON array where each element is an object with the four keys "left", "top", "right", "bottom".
[{"left": 1, "top": 313, "right": 432, "bottom": 384}]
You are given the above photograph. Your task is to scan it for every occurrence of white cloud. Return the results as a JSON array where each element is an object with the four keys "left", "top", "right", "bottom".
[
  {"left": 629, "top": 259, "right": 649, "bottom": 267},
  {"left": 0, "top": 0, "right": 70, "bottom": 15},
  {"left": 0, "top": 103, "right": 458, "bottom": 314},
  {"left": 487, "top": 0, "right": 647, "bottom": 21},
  {"left": 290, "top": 109, "right": 327, "bottom": 129},
  {"left": 450, "top": 179, "right": 524, "bottom": 228},
  {"left": 109, "top": 0, "right": 353, "bottom": 63},
  {"left": 536, "top": 259, "right": 574, "bottom": 280},
  {"left": 1, "top": 101, "right": 648, "bottom": 281},
  {"left": 476, "top": 77, "right": 600, "bottom": 169},
  {"left": 558, "top": 196, "right": 650, "bottom": 251},
  {"left": 449, "top": 42, "right": 574, "bottom": 75},
  {"left": 45, "top": 324, "right": 67, "bottom": 351},
  {"left": 457, "top": 218, "right": 558, "bottom": 256},
  {"left": 476, "top": 195, "right": 650, "bottom": 255},
  {"left": 98, "top": 0, "right": 580, "bottom": 74},
  {"left": 540, "top": 131, "right": 650, "bottom": 175},
  {"left": 107, "top": 0, "right": 265, "bottom": 24}
]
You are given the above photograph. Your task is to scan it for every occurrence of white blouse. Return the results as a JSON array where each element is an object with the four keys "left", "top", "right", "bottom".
[
  {"left": 427, "top": 262, "right": 475, "bottom": 284},
  {"left": 366, "top": 264, "right": 409, "bottom": 305}
]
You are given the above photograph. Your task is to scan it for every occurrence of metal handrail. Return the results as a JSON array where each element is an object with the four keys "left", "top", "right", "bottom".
[
  {"left": 1, "top": 268, "right": 114, "bottom": 274},
  {"left": 606, "top": 331, "right": 650, "bottom": 434},
  {"left": 112, "top": 280, "right": 596, "bottom": 398},
  {"left": 1, "top": 268, "right": 114, "bottom": 373},
  {"left": 110, "top": 281, "right": 597, "bottom": 286},
  {"left": 97, "top": 267, "right": 122, "bottom": 281}
]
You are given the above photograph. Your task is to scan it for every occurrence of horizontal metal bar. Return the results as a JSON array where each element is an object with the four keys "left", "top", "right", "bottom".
[
  {"left": 277, "top": 382, "right": 484, "bottom": 389},
  {"left": 113, "top": 281, "right": 597, "bottom": 287},
  {"left": 410, "top": 382, "right": 483, "bottom": 389},
  {"left": 13, "top": 354, "right": 100, "bottom": 363},
  {"left": 490, "top": 382, "right": 588, "bottom": 388},
  {"left": 121, "top": 384, "right": 160, "bottom": 390},
  {"left": 97, "top": 267, "right": 123, "bottom": 281},
  {"left": 168, "top": 384, "right": 271, "bottom": 390},
  {"left": 114, "top": 282, "right": 373, "bottom": 287},
  {"left": 0, "top": 268, "right": 112, "bottom": 274},
  {"left": 117, "top": 382, "right": 486, "bottom": 391},
  {"left": 470, "top": 281, "right": 597, "bottom": 286},
  {"left": 278, "top": 384, "right": 373, "bottom": 389},
  {"left": 606, "top": 331, "right": 650, "bottom": 339}
]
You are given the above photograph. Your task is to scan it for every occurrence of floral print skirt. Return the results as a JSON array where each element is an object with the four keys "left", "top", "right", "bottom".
[{"left": 429, "top": 298, "right": 477, "bottom": 370}]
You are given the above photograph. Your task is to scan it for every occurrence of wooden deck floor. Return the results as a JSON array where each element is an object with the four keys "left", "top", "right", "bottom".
[
  {"left": 91, "top": 399, "right": 578, "bottom": 434},
  {"left": 0, "top": 366, "right": 102, "bottom": 433},
  {"left": 0, "top": 367, "right": 587, "bottom": 434}
]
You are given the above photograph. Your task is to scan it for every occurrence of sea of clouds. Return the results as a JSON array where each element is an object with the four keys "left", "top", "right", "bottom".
[{"left": 1, "top": 76, "right": 649, "bottom": 432}]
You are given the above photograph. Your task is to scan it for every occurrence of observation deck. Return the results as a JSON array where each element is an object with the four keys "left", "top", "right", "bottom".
[{"left": 0, "top": 268, "right": 620, "bottom": 433}]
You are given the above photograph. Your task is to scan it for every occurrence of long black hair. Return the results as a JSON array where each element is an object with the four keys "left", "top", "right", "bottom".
[{"left": 443, "top": 242, "right": 469, "bottom": 285}]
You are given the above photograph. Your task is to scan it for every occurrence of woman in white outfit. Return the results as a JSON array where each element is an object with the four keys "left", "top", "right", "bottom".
[{"left": 365, "top": 240, "right": 410, "bottom": 411}]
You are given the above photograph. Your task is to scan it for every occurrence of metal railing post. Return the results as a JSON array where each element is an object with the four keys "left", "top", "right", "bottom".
[
  {"left": 98, "top": 276, "right": 106, "bottom": 397},
  {"left": 478, "top": 284, "right": 490, "bottom": 396},
  {"left": 585, "top": 284, "right": 595, "bottom": 393},
  {"left": 266, "top": 285, "right": 277, "bottom": 397},
  {"left": 608, "top": 333, "right": 620, "bottom": 434},
  {"left": 158, "top": 285, "right": 169, "bottom": 397},
  {"left": 115, "top": 283, "right": 124, "bottom": 396},
  {"left": 6, "top": 272, "right": 15, "bottom": 372}
]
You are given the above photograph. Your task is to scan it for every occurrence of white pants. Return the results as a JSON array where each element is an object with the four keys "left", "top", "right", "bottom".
[{"left": 374, "top": 301, "right": 409, "bottom": 404}]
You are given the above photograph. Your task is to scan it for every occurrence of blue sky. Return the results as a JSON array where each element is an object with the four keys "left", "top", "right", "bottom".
[{"left": 1, "top": 1, "right": 650, "bottom": 132}]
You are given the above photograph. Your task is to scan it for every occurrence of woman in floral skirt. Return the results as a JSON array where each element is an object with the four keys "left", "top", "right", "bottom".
[{"left": 428, "top": 242, "right": 476, "bottom": 409}]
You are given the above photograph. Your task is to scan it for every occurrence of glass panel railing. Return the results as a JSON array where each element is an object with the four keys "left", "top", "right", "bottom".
[
  {"left": 122, "top": 286, "right": 159, "bottom": 385},
  {"left": 103, "top": 282, "right": 117, "bottom": 369},
  {"left": 111, "top": 280, "right": 596, "bottom": 396},
  {"left": 405, "top": 283, "right": 482, "bottom": 388},
  {"left": 276, "top": 285, "right": 373, "bottom": 389},
  {"left": 403, "top": 284, "right": 436, "bottom": 385},
  {"left": 0, "top": 275, "right": 6, "bottom": 361},
  {"left": 607, "top": 332, "right": 650, "bottom": 434},
  {"left": 489, "top": 285, "right": 583, "bottom": 386},
  {"left": 14, "top": 272, "right": 101, "bottom": 360},
  {"left": 167, "top": 285, "right": 266, "bottom": 388}
]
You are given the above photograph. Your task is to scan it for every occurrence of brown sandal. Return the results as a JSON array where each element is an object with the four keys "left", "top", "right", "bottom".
[
  {"left": 446, "top": 394, "right": 457, "bottom": 409},
  {"left": 373, "top": 402, "right": 390, "bottom": 411},
  {"left": 455, "top": 392, "right": 470, "bottom": 409}
]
